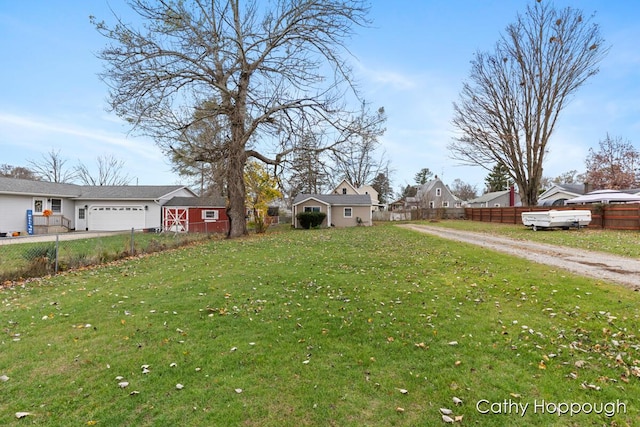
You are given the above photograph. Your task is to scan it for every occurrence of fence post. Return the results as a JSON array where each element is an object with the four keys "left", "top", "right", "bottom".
[
  {"left": 131, "top": 228, "right": 135, "bottom": 255},
  {"left": 55, "top": 234, "right": 60, "bottom": 274}
]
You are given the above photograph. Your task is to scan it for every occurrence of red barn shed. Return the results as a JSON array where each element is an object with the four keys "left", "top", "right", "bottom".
[{"left": 162, "top": 196, "right": 229, "bottom": 234}]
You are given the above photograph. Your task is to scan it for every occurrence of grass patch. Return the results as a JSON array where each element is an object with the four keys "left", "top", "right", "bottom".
[
  {"left": 1, "top": 224, "right": 639, "bottom": 425},
  {"left": 0, "top": 232, "right": 215, "bottom": 282},
  {"left": 421, "top": 220, "right": 640, "bottom": 258}
]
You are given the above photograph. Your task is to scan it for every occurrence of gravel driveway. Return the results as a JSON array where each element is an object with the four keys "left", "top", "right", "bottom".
[{"left": 399, "top": 224, "right": 640, "bottom": 291}]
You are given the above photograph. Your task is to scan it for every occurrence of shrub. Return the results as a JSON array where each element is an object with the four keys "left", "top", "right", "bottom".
[{"left": 296, "top": 211, "right": 327, "bottom": 229}]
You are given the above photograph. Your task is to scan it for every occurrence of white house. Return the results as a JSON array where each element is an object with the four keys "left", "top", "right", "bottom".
[{"left": 0, "top": 177, "right": 196, "bottom": 235}]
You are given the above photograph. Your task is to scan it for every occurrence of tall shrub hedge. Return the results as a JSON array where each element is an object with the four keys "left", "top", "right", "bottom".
[{"left": 296, "top": 211, "right": 327, "bottom": 229}]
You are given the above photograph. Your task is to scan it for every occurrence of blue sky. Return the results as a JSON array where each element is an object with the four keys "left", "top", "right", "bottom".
[{"left": 1, "top": 1, "right": 638, "bottom": 194}]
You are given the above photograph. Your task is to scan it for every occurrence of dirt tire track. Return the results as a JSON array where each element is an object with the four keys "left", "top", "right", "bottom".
[{"left": 399, "top": 224, "right": 640, "bottom": 291}]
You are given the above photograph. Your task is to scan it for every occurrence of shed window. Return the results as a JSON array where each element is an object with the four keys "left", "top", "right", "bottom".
[
  {"left": 304, "top": 206, "right": 320, "bottom": 212},
  {"left": 442, "top": 201, "right": 449, "bottom": 208},
  {"left": 344, "top": 207, "right": 353, "bottom": 217},
  {"left": 436, "top": 188, "right": 442, "bottom": 197},
  {"left": 202, "top": 210, "right": 219, "bottom": 220}
]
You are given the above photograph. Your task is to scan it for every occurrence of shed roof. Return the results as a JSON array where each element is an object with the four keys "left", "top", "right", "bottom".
[{"left": 163, "top": 196, "right": 227, "bottom": 207}]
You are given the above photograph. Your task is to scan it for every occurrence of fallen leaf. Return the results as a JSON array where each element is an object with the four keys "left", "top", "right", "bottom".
[
  {"left": 510, "top": 393, "right": 521, "bottom": 398},
  {"left": 176, "top": 384, "right": 184, "bottom": 390},
  {"left": 440, "top": 408, "right": 453, "bottom": 415},
  {"left": 397, "top": 388, "right": 408, "bottom": 394},
  {"left": 454, "top": 415, "right": 464, "bottom": 422},
  {"left": 452, "top": 397, "right": 463, "bottom": 405},
  {"left": 0, "top": 374, "right": 9, "bottom": 382},
  {"left": 235, "top": 388, "right": 243, "bottom": 393},
  {"left": 15, "top": 412, "right": 32, "bottom": 419},
  {"left": 118, "top": 381, "right": 129, "bottom": 388},
  {"left": 395, "top": 407, "right": 404, "bottom": 413},
  {"left": 448, "top": 341, "right": 458, "bottom": 346},
  {"left": 442, "top": 414, "right": 454, "bottom": 423}
]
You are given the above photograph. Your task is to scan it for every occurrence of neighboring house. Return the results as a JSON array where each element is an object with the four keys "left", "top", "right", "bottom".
[
  {"left": 0, "top": 177, "right": 197, "bottom": 235},
  {"left": 415, "top": 176, "right": 462, "bottom": 209},
  {"left": 466, "top": 187, "right": 521, "bottom": 208},
  {"left": 390, "top": 196, "right": 420, "bottom": 210},
  {"left": 333, "top": 179, "right": 383, "bottom": 211},
  {"left": 162, "top": 196, "right": 229, "bottom": 233},
  {"left": 537, "top": 183, "right": 588, "bottom": 206},
  {"left": 292, "top": 189, "right": 372, "bottom": 228},
  {"left": 565, "top": 189, "right": 640, "bottom": 204}
]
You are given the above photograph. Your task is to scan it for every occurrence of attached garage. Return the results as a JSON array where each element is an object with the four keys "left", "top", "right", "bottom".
[{"left": 88, "top": 205, "right": 146, "bottom": 231}]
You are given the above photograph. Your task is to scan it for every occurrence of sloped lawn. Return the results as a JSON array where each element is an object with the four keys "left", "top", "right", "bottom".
[{"left": 1, "top": 224, "right": 638, "bottom": 426}]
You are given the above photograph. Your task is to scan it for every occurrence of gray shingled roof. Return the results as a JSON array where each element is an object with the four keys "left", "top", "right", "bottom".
[
  {"left": 467, "top": 190, "right": 510, "bottom": 204},
  {"left": 0, "top": 177, "right": 81, "bottom": 197},
  {"left": 76, "top": 185, "right": 188, "bottom": 200},
  {"left": 293, "top": 193, "right": 372, "bottom": 205},
  {"left": 163, "top": 196, "right": 227, "bottom": 207},
  {"left": 0, "top": 177, "right": 189, "bottom": 200}
]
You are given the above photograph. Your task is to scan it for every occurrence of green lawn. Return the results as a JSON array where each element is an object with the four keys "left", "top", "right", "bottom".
[{"left": 1, "top": 224, "right": 638, "bottom": 426}]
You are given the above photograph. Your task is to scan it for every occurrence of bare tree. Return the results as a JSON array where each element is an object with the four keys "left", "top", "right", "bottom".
[
  {"left": 551, "top": 169, "right": 585, "bottom": 185},
  {"left": 450, "top": 1, "right": 608, "bottom": 206},
  {"left": 330, "top": 106, "right": 387, "bottom": 187},
  {"left": 450, "top": 178, "right": 477, "bottom": 201},
  {"left": 585, "top": 134, "right": 639, "bottom": 190},
  {"left": 74, "top": 154, "right": 132, "bottom": 186},
  {"left": 93, "top": 0, "right": 382, "bottom": 237},
  {"left": 27, "top": 149, "right": 76, "bottom": 183},
  {"left": 0, "top": 164, "right": 38, "bottom": 180}
]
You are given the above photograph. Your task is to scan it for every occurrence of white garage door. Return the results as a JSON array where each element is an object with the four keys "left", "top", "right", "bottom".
[{"left": 89, "top": 206, "right": 146, "bottom": 231}]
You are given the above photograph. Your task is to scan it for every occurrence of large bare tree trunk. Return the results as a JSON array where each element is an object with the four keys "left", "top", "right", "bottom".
[{"left": 226, "top": 146, "right": 247, "bottom": 237}]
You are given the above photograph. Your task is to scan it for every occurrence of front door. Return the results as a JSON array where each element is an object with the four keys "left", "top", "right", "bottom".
[
  {"left": 33, "top": 198, "right": 46, "bottom": 215},
  {"left": 76, "top": 206, "right": 88, "bottom": 231}
]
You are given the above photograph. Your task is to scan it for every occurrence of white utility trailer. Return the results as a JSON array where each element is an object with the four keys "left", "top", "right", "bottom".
[{"left": 521, "top": 210, "right": 591, "bottom": 231}]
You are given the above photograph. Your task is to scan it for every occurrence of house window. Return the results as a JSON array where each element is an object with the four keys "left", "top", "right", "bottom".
[
  {"left": 455, "top": 202, "right": 462, "bottom": 208},
  {"left": 51, "top": 199, "right": 62, "bottom": 213},
  {"left": 342, "top": 188, "right": 347, "bottom": 194},
  {"left": 304, "top": 206, "right": 321, "bottom": 212},
  {"left": 429, "top": 201, "right": 435, "bottom": 209},
  {"left": 344, "top": 207, "right": 353, "bottom": 217},
  {"left": 202, "top": 210, "right": 219, "bottom": 221},
  {"left": 494, "top": 203, "right": 501, "bottom": 207},
  {"left": 34, "top": 199, "right": 44, "bottom": 214},
  {"left": 442, "top": 201, "right": 449, "bottom": 208},
  {"left": 78, "top": 208, "right": 85, "bottom": 220},
  {"left": 436, "top": 188, "right": 442, "bottom": 197}
]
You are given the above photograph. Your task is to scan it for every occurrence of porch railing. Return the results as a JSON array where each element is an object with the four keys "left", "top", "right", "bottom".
[{"left": 33, "top": 215, "right": 72, "bottom": 230}]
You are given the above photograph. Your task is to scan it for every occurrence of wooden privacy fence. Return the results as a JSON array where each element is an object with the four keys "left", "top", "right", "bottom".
[{"left": 464, "top": 204, "right": 640, "bottom": 231}]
